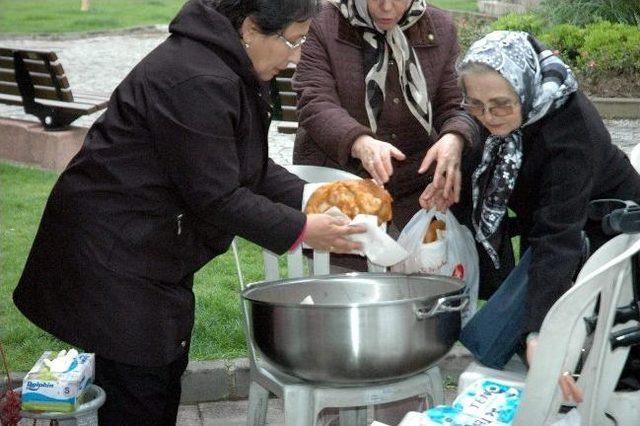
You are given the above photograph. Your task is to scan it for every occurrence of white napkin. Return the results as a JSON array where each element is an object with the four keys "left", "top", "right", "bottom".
[
  {"left": 43, "top": 348, "right": 79, "bottom": 373},
  {"left": 302, "top": 183, "right": 408, "bottom": 267}
]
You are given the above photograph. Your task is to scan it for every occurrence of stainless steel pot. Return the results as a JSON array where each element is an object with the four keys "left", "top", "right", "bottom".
[{"left": 242, "top": 273, "right": 468, "bottom": 384}]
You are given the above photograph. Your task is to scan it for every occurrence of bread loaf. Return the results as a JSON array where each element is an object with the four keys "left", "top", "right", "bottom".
[
  {"left": 423, "top": 219, "right": 446, "bottom": 243},
  {"left": 305, "top": 179, "right": 392, "bottom": 225}
]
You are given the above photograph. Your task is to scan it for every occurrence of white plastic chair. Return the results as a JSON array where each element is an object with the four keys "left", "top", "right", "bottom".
[
  {"left": 457, "top": 233, "right": 640, "bottom": 425},
  {"left": 630, "top": 142, "right": 640, "bottom": 173},
  {"left": 234, "top": 164, "right": 445, "bottom": 425}
]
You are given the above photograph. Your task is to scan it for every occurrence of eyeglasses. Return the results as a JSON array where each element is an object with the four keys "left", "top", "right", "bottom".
[
  {"left": 277, "top": 33, "right": 307, "bottom": 50},
  {"left": 460, "top": 100, "right": 516, "bottom": 118}
]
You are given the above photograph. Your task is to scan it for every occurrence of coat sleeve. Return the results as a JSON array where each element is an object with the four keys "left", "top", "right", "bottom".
[
  {"left": 148, "top": 74, "right": 305, "bottom": 255},
  {"left": 523, "top": 115, "right": 595, "bottom": 334},
  {"left": 293, "top": 18, "right": 373, "bottom": 167},
  {"left": 431, "top": 20, "right": 479, "bottom": 148},
  {"left": 258, "top": 159, "right": 305, "bottom": 210}
]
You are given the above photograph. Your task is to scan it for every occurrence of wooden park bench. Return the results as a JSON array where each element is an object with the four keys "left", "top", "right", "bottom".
[
  {"left": 273, "top": 65, "right": 298, "bottom": 134},
  {"left": 0, "top": 47, "right": 109, "bottom": 130}
]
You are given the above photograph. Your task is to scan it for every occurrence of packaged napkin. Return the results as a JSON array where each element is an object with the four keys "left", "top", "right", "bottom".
[{"left": 21, "top": 350, "right": 95, "bottom": 413}]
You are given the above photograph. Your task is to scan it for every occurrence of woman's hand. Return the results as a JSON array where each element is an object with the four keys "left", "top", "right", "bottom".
[
  {"left": 419, "top": 183, "right": 448, "bottom": 211},
  {"left": 418, "top": 133, "right": 464, "bottom": 209},
  {"left": 351, "top": 135, "right": 406, "bottom": 185},
  {"left": 526, "top": 336, "right": 584, "bottom": 404},
  {"left": 303, "top": 214, "right": 366, "bottom": 253}
]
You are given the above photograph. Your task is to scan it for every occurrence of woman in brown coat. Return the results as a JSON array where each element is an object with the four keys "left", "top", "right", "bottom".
[{"left": 293, "top": 0, "right": 478, "bottom": 233}]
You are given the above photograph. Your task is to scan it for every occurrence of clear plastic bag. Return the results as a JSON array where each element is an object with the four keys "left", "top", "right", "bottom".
[{"left": 392, "top": 208, "right": 479, "bottom": 324}]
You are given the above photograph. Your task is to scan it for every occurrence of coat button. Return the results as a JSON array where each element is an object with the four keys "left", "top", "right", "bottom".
[
  {"left": 267, "top": 112, "right": 272, "bottom": 118},
  {"left": 180, "top": 340, "right": 186, "bottom": 348},
  {"left": 427, "top": 34, "right": 435, "bottom": 41},
  {"left": 393, "top": 97, "right": 400, "bottom": 105},
  {"left": 391, "top": 133, "right": 397, "bottom": 140},
  {"left": 389, "top": 60, "right": 395, "bottom": 67}
]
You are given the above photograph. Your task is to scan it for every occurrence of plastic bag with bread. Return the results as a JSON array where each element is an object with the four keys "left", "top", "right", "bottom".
[{"left": 304, "top": 179, "right": 392, "bottom": 226}]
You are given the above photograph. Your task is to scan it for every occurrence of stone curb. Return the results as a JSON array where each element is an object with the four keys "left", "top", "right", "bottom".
[
  {"left": 2, "top": 346, "right": 473, "bottom": 404},
  {"left": 591, "top": 98, "right": 640, "bottom": 120}
]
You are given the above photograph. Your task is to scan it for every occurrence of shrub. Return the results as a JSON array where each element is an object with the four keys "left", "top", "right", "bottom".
[
  {"left": 577, "top": 21, "right": 640, "bottom": 78},
  {"left": 490, "top": 12, "right": 544, "bottom": 37},
  {"left": 540, "top": 0, "right": 640, "bottom": 26},
  {"left": 456, "top": 17, "right": 491, "bottom": 52},
  {"left": 538, "top": 24, "right": 585, "bottom": 63}
]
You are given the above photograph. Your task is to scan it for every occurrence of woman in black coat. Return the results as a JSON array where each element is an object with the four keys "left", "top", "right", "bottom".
[
  {"left": 421, "top": 30, "right": 640, "bottom": 400},
  {"left": 12, "top": 0, "right": 364, "bottom": 423}
]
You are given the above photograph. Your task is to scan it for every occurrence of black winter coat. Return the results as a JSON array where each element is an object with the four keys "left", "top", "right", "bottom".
[
  {"left": 466, "top": 91, "right": 640, "bottom": 335},
  {"left": 13, "top": 0, "right": 306, "bottom": 367}
]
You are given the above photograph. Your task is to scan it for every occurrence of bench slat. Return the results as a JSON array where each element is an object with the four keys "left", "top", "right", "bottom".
[
  {"left": 0, "top": 69, "right": 69, "bottom": 88},
  {"left": 0, "top": 56, "right": 65, "bottom": 76},
  {"left": 0, "top": 92, "right": 104, "bottom": 113},
  {"left": 36, "top": 98, "right": 103, "bottom": 114},
  {"left": 0, "top": 81, "right": 74, "bottom": 102},
  {"left": 0, "top": 93, "right": 24, "bottom": 106},
  {"left": 279, "top": 91, "right": 297, "bottom": 108},
  {"left": 276, "top": 77, "right": 293, "bottom": 93},
  {"left": 0, "top": 48, "right": 57, "bottom": 61},
  {"left": 280, "top": 66, "right": 295, "bottom": 78},
  {"left": 281, "top": 105, "right": 297, "bottom": 122}
]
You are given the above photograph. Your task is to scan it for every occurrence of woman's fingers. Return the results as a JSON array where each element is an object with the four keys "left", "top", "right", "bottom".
[
  {"left": 558, "top": 374, "right": 571, "bottom": 400},
  {"left": 558, "top": 373, "right": 584, "bottom": 404},
  {"left": 419, "top": 148, "right": 436, "bottom": 175},
  {"left": 453, "top": 169, "right": 461, "bottom": 203},
  {"left": 329, "top": 224, "right": 365, "bottom": 253},
  {"left": 443, "top": 162, "right": 461, "bottom": 200}
]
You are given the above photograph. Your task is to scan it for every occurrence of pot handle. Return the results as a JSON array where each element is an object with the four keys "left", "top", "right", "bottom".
[{"left": 416, "top": 293, "right": 469, "bottom": 320}]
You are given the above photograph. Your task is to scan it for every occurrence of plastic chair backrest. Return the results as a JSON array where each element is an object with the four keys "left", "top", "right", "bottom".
[
  {"left": 630, "top": 143, "right": 640, "bottom": 174},
  {"left": 262, "top": 165, "right": 363, "bottom": 280},
  {"left": 513, "top": 234, "right": 640, "bottom": 425}
]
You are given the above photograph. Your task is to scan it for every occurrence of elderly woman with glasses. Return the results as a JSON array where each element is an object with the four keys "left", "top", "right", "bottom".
[
  {"left": 292, "top": 0, "right": 479, "bottom": 267},
  {"left": 425, "top": 30, "right": 640, "bottom": 402},
  {"left": 12, "top": 0, "right": 369, "bottom": 423}
]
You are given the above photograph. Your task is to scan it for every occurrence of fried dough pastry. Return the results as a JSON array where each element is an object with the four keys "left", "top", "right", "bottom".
[
  {"left": 305, "top": 179, "right": 393, "bottom": 225},
  {"left": 423, "top": 219, "right": 446, "bottom": 243}
]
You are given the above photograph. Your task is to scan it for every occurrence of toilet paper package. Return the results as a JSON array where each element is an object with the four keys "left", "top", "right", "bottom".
[
  {"left": 21, "top": 350, "right": 95, "bottom": 412},
  {"left": 399, "top": 379, "right": 523, "bottom": 425}
]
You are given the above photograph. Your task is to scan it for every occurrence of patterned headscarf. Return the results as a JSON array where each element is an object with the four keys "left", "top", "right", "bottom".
[
  {"left": 331, "top": 0, "right": 432, "bottom": 134},
  {"left": 458, "top": 31, "right": 578, "bottom": 268}
]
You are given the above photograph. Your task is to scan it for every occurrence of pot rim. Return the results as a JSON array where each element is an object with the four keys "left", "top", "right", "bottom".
[{"left": 241, "top": 272, "right": 465, "bottom": 309}]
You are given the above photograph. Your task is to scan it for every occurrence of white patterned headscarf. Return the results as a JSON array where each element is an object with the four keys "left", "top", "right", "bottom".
[
  {"left": 331, "top": 0, "right": 432, "bottom": 134},
  {"left": 458, "top": 31, "right": 578, "bottom": 268}
]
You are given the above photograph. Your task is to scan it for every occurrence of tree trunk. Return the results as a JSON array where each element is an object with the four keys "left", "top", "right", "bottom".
[{"left": 81, "top": 0, "right": 90, "bottom": 12}]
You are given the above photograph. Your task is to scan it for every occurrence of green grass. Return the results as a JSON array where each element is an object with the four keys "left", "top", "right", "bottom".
[
  {"left": 430, "top": 0, "right": 478, "bottom": 12},
  {"left": 0, "top": 0, "right": 187, "bottom": 34},
  {"left": 0, "top": 161, "right": 289, "bottom": 372},
  {"left": 0, "top": 0, "right": 478, "bottom": 34}
]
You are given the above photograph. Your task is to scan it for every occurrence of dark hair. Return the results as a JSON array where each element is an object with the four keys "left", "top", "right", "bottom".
[{"left": 214, "top": 0, "right": 321, "bottom": 35}]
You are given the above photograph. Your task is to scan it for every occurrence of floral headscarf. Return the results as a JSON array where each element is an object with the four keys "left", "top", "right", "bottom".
[
  {"left": 458, "top": 31, "right": 578, "bottom": 268},
  {"left": 331, "top": 0, "right": 432, "bottom": 134}
]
